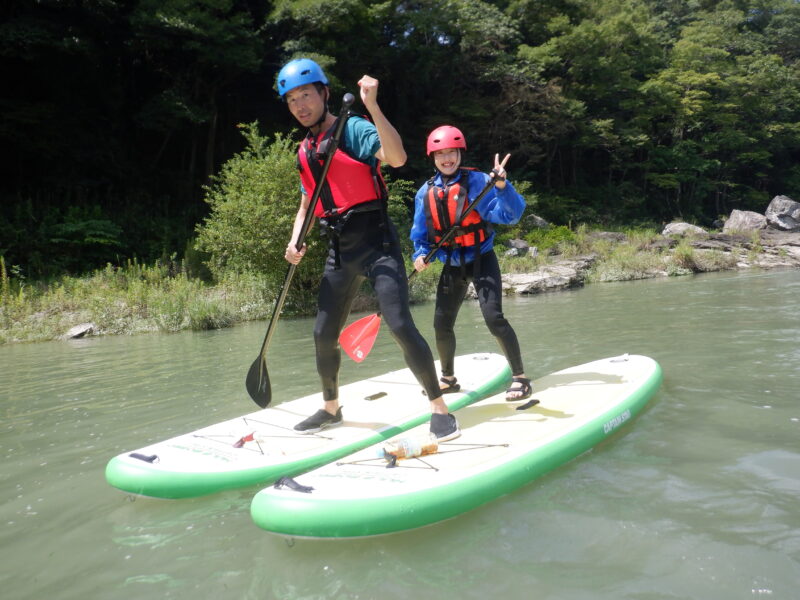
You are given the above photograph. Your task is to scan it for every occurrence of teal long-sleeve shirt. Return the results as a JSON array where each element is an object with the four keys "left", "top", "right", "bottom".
[{"left": 410, "top": 169, "right": 526, "bottom": 267}]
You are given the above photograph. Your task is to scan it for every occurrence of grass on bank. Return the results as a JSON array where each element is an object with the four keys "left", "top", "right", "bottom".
[
  {"left": 1, "top": 226, "right": 742, "bottom": 344},
  {"left": 0, "top": 256, "right": 278, "bottom": 344},
  {"left": 496, "top": 224, "right": 737, "bottom": 281}
]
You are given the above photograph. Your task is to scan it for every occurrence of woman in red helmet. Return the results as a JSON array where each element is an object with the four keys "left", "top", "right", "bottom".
[{"left": 410, "top": 125, "right": 532, "bottom": 401}]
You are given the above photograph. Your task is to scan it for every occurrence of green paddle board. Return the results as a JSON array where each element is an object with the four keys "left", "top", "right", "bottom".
[
  {"left": 105, "top": 353, "right": 511, "bottom": 499},
  {"left": 251, "top": 354, "right": 662, "bottom": 538}
]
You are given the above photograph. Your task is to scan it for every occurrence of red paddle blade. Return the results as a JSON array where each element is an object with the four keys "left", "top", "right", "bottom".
[{"left": 340, "top": 313, "right": 382, "bottom": 363}]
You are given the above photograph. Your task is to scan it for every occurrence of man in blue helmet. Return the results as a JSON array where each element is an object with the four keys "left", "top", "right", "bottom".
[{"left": 277, "top": 58, "right": 460, "bottom": 441}]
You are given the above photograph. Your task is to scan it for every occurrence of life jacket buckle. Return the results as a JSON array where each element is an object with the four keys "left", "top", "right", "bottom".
[{"left": 316, "top": 137, "right": 332, "bottom": 156}]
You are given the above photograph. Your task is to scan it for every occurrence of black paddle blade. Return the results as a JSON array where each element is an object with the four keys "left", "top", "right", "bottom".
[{"left": 246, "top": 356, "right": 271, "bottom": 408}]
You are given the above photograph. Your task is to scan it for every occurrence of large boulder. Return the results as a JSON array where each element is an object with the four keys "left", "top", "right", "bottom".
[
  {"left": 765, "top": 195, "right": 800, "bottom": 232},
  {"left": 723, "top": 210, "right": 766, "bottom": 233},
  {"left": 62, "top": 322, "right": 95, "bottom": 340},
  {"left": 500, "top": 255, "right": 597, "bottom": 295},
  {"left": 504, "top": 238, "right": 530, "bottom": 257},
  {"left": 525, "top": 213, "right": 550, "bottom": 229},
  {"left": 587, "top": 231, "right": 626, "bottom": 242},
  {"left": 662, "top": 222, "right": 707, "bottom": 236}
]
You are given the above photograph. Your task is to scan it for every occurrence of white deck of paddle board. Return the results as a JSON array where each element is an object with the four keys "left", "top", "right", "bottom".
[
  {"left": 250, "top": 354, "right": 662, "bottom": 537},
  {"left": 105, "top": 352, "right": 510, "bottom": 497}
]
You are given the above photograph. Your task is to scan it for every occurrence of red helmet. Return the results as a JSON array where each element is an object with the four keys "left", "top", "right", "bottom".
[{"left": 426, "top": 125, "right": 467, "bottom": 155}]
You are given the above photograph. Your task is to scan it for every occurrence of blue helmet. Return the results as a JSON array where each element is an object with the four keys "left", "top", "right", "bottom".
[{"left": 276, "top": 58, "right": 329, "bottom": 97}]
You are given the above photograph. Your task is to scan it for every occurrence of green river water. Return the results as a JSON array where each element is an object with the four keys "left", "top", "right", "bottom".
[{"left": 1, "top": 269, "right": 798, "bottom": 599}]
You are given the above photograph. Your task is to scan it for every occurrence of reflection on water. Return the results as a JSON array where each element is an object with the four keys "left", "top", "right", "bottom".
[{"left": 1, "top": 269, "right": 799, "bottom": 599}]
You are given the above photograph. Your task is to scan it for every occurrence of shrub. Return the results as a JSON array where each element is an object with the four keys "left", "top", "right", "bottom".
[
  {"left": 385, "top": 176, "right": 419, "bottom": 258},
  {"left": 693, "top": 249, "right": 737, "bottom": 272},
  {"left": 524, "top": 225, "right": 576, "bottom": 252},
  {"left": 195, "top": 123, "right": 326, "bottom": 312},
  {"left": 407, "top": 261, "right": 442, "bottom": 303},
  {"left": 187, "top": 295, "right": 235, "bottom": 331},
  {"left": 586, "top": 243, "right": 664, "bottom": 282},
  {"left": 671, "top": 240, "right": 698, "bottom": 272}
]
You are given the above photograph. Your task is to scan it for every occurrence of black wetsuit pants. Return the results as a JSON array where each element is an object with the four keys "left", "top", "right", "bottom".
[
  {"left": 434, "top": 249, "right": 525, "bottom": 377},
  {"left": 314, "top": 211, "right": 440, "bottom": 400}
]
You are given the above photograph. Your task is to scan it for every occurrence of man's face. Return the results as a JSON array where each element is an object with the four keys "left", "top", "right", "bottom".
[{"left": 285, "top": 83, "right": 326, "bottom": 127}]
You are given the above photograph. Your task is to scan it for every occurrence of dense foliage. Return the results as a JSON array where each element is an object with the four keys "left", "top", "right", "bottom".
[
  {"left": 194, "top": 122, "right": 432, "bottom": 306},
  {"left": 3, "top": 0, "right": 799, "bottom": 279}
]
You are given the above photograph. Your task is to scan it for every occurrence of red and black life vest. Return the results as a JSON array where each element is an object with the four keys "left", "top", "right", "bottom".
[
  {"left": 297, "top": 115, "right": 391, "bottom": 267},
  {"left": 424, "top": 168, "right": 490, "bottom": 249},
  {"left": 297, "top": 118, "right": 386, "bottom": 218}
]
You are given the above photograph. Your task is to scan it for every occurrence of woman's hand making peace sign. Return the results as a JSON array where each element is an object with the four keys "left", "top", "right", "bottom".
[{"left": 490, "top": 153, "right": 511, "bottom": 190}]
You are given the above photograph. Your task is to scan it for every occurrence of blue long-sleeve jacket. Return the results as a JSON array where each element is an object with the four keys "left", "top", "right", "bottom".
[{"left": 410, "top": 169, "right": 526, "bottom": 266}]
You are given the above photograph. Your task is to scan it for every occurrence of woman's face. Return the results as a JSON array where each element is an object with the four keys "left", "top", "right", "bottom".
[{"left": 432, "top": 148, "right": 461, "bottom": 176}]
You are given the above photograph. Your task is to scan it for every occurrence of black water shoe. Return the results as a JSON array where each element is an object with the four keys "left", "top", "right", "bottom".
[
  {"left": 430, "top": 413, "right": 460, "bottom": 442},
  {"left": 294, "top": 408, "right": 343, "bottom": 434}
]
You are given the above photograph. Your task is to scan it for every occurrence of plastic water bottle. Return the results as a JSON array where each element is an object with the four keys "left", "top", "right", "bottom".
[{"left": 379, "top": 433, "right": 439, "bottom": 460}]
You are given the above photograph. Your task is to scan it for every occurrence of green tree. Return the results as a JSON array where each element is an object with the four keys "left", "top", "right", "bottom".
[
  {"left": 516, "top": 0, "right": 665, "bottom": 219},
  {"left": 0, "top": 0, "right": 268, "bottom": 277},
  {"left": 194, "top": 123, "right": 326, "bottom": 309},
  {"left": 4, "top": 0, "right": 800, "bottom": 283},
  {"left": 130, "top": 0, "right": 264, "bottom": 181},
  {"left": 194, "top": 121, "right": 420, "bottom": 310},
  {"left": 640, "top": 3, "right": 800, "bottom": 218}
]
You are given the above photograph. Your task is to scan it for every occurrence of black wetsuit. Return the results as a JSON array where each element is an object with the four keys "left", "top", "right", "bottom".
[
  {"left": 314, "top": 210, "right": 440, "bottom": 400},
  {"left": 433, "top": 249, "right": 524, "bottom": 378}
]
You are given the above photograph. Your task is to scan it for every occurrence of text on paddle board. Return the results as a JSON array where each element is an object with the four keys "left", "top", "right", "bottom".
[{"left": 603, "top": 409, "right": 631, "bottom": 434}]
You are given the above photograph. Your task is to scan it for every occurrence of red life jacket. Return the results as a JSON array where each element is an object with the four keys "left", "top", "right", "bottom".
[
  {"left": 424, "top": 169, "right": 489, "bottom": 249},
  {"left": 297, "top": 119, "right": 385, "bottom": 218}
]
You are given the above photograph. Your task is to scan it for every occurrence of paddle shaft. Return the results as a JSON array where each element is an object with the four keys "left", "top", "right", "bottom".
[
  {"left": 366, "top": 174, "right": 500, "bottom": 325},
  {"left": 248, "top": 93, "right": 355, "bottom": 403},
  {"left": 338, "top": 163, "right": 508, "bottom": 363},
  {"left": 257, "top": 94, "right": 354, "bottom": 358},
  {"left": 256, "top": 94, "right": 354, "bottom": 358}
]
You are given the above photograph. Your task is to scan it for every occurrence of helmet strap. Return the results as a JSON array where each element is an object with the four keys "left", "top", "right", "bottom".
[{"left": 310, "top": 86, "right": 330, "bottom": 132}]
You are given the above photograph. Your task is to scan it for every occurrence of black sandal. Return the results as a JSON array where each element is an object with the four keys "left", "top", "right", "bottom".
[
  {"left": 506, "top": 376, "right": 532, "bottom": 402},
  {"left": 439, "top": 376, "right": 461, "bottom": 394},
  {"left": 421, "top": 376, "right": 461, "bottom": 396}
]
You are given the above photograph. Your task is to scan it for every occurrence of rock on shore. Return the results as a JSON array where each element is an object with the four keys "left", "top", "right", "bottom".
[{"left": 495, "top": 194, "right": 800, "bottom": 297}]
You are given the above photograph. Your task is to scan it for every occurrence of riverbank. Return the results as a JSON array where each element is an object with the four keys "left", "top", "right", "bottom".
[
  {"left": 497, "top": 228, "right": 800, "bottom": 296},
  {"left": 2, "top": 226, "right": 799, "bottom": 345}
]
